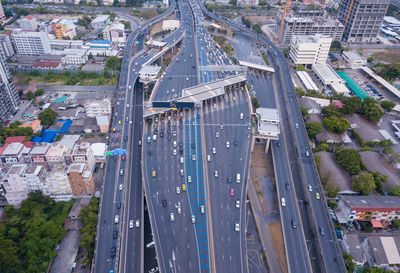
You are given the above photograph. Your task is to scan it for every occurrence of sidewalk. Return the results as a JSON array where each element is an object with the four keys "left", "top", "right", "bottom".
[{"left": 248, "top": 178, "right": 285, "bottom": 273}]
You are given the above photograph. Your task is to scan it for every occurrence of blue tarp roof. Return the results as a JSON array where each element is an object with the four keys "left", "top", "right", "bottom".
[{"left": 31, "top": 120, "right": 72, "bottom": 143}]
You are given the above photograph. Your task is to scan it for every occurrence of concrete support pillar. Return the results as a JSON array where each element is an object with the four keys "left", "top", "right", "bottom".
[{"left": 264, "top": 138, "right": 271, "bottom": 154}]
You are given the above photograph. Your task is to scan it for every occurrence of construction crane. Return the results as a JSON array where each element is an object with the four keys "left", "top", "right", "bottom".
[
  {"left": 278, "top": 0, "right": 326, "bottom": 43},
  {"left": 343, "top": 0, "right": 355, "bottom": 30}
]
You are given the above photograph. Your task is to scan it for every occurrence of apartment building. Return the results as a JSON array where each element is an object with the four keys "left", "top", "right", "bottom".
[
  {"left": 46, "top": 164, "right": 73, "bottom": 202},
  {"left": 276, "top": 15, "right": 344, "bottom": 44},
  {"left": 0, "top": 1, "right": 5, "bottom": 23},
  {"left": 45, "top": 142, "right": 69, "bottom": 166},
  {"left": 29, "top": 143, "right": 50, "bottom": 165},
  {"left": 0, "top": 31, "right": 15, "bottom": 59},
  {"left": 289, "top": 34, "right": 332, "bottom": 66},
  {"left": 12, "top": 29, "right": 51, "bottom": 55},
  {"left": 70, "top": 142, "right": 95, "bottom": 171},
  {"left": 0, "top": 49, "right": 19, "bottom": 122},
  {"left": 338, "top": 195, "right": 400, "bottom": 228},
  {"left": 338, "top": 0, "right": 391, "bottom": 43},
  {"left": 2, "top": 164, "right": 29, "bottom": 206},
  {"left": 0, "top": 143, "right": 28, "bottom": 166},
  {"left": 22, "top": 165, "right": 49, "bottom": 194},
  {"left": 91, "top": 143, "right": 107, "bottom": 163},
  {"left": 110, "top": 23, "right": 126, "bottom": 46},
  {"left": 84, "top": 99, "right": 112, "bottom": 118},
  {"left": 18, "top": 16, "right": 39, "bottom": 31},
  {"left": 67, "top": 163, "right": 95, "bottom": 196}
]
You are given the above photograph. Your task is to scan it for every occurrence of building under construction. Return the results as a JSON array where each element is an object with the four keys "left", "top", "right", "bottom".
[
  {"left": 338, "top": 0, "right": 391, "bottom": 43},
  {"left": 276, "top": 14, "right": 344, "bottom": 44}
]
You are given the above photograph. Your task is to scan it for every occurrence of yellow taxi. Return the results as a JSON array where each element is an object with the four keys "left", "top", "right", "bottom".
[
  {"left": 118, "top": 120, "right": 121, "bottom": 125},
  {"left": 233, "top": 96, "right": 236, "bottom": 101},
  {"left": 182, "top": 184, "right": 187, "bottom": 191},
  {"left": 112, "top": 128, "right": 116, "bottom": 132},
  {"left": 152, "top": 170, "right": 156, "bottom": 177}
]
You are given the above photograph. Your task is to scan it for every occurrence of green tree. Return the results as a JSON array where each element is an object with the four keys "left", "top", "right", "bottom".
[
  {"left": 88, "top": 52, "right": 94, "bottom": 60},
  {"left": 295, "top": 64, "right": 306, "bottom": 71},
  {"left": 252, "top": 24, "right": 262, "bottom": 34},
  {"left": 122, "top": 21, "right": 131, "bottom": 30},
  {"left": 352, "top": 173, "right": 376, "bottom": 195},
  {"left": 325, "top": 184, "right": 340, "bottom": 198},
  {"left": 364, "top": 267, "right": 394, "bottom": 273},
  {"left": 328, "top": 200, "right": 338, "bottom": 210},
  {"left": 38, "top": 108, "right": 58, "bottom": 127},
  {"left": 330, "top": 40, "right": 342, "bottom": 52},
  {"left": 34, "top": 88, "right": 44, "bottom": 97},
  {"left": 340, "top": 96, "right": 363, "bottom": 114},
  {"left": 295, "top": 87, "right": 305, "bottom": 97},
  {"left": 105, "top": 56, "right": 122, "bottom": 71},
  {"left": 26, "top": 91, "right": 34, "bottom": 100},
  {"left": 389, "top": 185, "right": 400, "bottom": 196},
  {"left": 251, "top": 97, "right": 260, "bottom": 109},
  {"left": 392, "top": 219, "right": 400, "bottom": 229},
  {"left": 323, "top": 116, "right": 350, "bottom": 134},
  {"left": 367, "top": 56, "right": 374, "bottom": 63},
  {"left": 305, "top": 121, "right": 323, "bottom": 139},
  {"left": 321, "top": 105, "right": 342, "bottom": 117},
  {"left": 362, "top": 98, "right": 384, "bottom": 123},
  {"left": 343, "top": 251, "right": 355, "bottom": 273},
  {"left": 380, "top": 100, "right": 396, "bottom": 112},
  {"left": 335, "top": 147, "right": 364, "bottom": 175}
]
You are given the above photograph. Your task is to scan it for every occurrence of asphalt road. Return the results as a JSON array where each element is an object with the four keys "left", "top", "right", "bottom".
[
  {"left": 93, "top": 3, "right": 177, "bottom": 273},
  {"left": 197, "top": 3, "right": 346, "bottom": 272}
]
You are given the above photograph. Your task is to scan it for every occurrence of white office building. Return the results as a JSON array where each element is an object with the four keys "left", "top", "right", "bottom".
[
  {"left": 91, "top": 15, "right": 110, "bottom": 29},
  {"left": 12, "top": 29, "right": 51, "bottom": 55},
  {"left": 312, "top": 63, "right": 350, "bottom": 94},
  {"left": 342, "top": 51, "right": 367, "bottom": 69},
  {"left": 289, "top": 34, "right": 332, "bottom": 66}
]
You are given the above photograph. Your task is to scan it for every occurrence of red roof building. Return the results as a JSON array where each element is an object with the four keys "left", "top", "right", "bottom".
[{"left": 33, "top": 61, "right": 61, "bottom": 69}]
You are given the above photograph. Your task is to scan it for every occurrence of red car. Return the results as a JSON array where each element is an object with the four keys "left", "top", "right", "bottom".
[
  {"left": 230, "top": 188, "right": 234, "bottom": 196},
  {"left": 122, "top": 155, "right": 125, "bottom": 161}
]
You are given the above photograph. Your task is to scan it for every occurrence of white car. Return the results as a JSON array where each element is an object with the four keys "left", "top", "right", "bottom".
[
  {"left": 129, "top": 220, "right": 134, "bottom": 228},
  {"left": 235, "top": 223, "right": 240, "bottom": 232},
  {"left": 135, "top": 219, "right": 140, "bottom": 228},
  {"left": 281, "top": 197, "right": 286, "bottom": 207},
  {"left": 216, "top": 132, "right": 219, "bottom": 138},
  {"left": 188, "top": 175, "right": 192, "bottom": 183},
  {"left": 192, "top": 154, "right": 196, "bottom": 161},
  {"left": 191, "top": 215, "right": 196, "bottom": 224},
  {"left": 226, "top": 141, "right": 230, "bottom": 148},
  {"left": 176, "top": 186, "right": 181, "bottom": 194},
  {"left": 177, "top": 206, "right": 182, "bottom": 215},
  {"left": 119, "top": 184, "right": 123, "bottom": 191},
  {"left": 170, "top": 213, "right": 175, "bottom": 222},
  {"left": 212, "top": 147, "right": 216, "bottom": 154},
  {"left": 235, "top": 199, "right": 240, "bottom": 208},
  {"left": 295, "top": 123, "right": 299, "bottom": 128},
  {"left": 308, "top": 184, "right": 313, "bottom": 192},
  {"left": 173, "top": 149, "right": 177, "bottom": 155}
]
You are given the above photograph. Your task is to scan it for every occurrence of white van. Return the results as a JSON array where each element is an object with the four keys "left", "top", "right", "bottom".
[
  {"left": 236, "top": 173, "right": 240, "bottom": 183},
  {"left": 180, "top": 157, "right": 184, "bottom": 164},
  {"left": 240, "top": 113, "right": 243, "bottom": 120},
  {"left": 173, "top": 141, "right": 177, "bottom": 148},
  {"left": 153, "top": 135, "right": 157, "bottom": 141}
]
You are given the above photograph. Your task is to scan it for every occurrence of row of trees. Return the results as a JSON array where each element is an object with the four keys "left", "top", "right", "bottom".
[
  {"left": 0, "top": 192, "right": 74, "bottom": 273},
  {"left": 79, "top": 198, "right": 99, "bottom": 265}
]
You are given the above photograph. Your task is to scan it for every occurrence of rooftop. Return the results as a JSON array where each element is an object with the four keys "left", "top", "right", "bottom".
[
  {"left": 313, "top": 63, "right": 342, "bottom": 82},
  {"left": 342, "top": 51, "right": 367, "bottom": 64},
  {"left": 91, "top": 143, "right": 106, "bottom": 156},
  {"left": 340, "top": 195, "right": 400, "bottom": 209},
  {"left": 384, "top": 16, "right": 400, "bottom": 25},
  {"left": 91, "top": 15, "right": 110, "bottom": 24},
  {"left": 345, "top": 234, "right": 365, "bottom": 264},
  {"left": 96, "top": 115, "right": 109, "bottom": 126},
  {"left": 68, "top": 162, "right": 85, "bottom": 173},
  {"left": 30, "top": 143, "right": 50, "bottom": 154},
  {"left": 58, "top": 135, "right": 80, "bottom": 150},
  {"left": 2, "top": 143, "right": 24, "bottom": 156},
  {"left": 8, "top": 164, "right": 27, "bottom": 175}
]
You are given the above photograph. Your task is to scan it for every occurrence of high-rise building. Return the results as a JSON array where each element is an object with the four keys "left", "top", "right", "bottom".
[
  {"left": 12, "top": 29, "right": 51, "bottom": 55},
  {"left": 0, "top": 1, "right": 6, "bottom": 23},
  {"left": 289, "top": 34, "right": 332, "bottom": 66},
  {"left": 338, "top": 0, "right": 391, "bottom": 43},
  {"left": 0, "top": 50, "right": 19, "bottom": 122},
  {"left": 0, "top": 31, "right": 15, "bottom": 59},
  {"left": 276, "top": 15, "right": 344, "bottom": 44}
]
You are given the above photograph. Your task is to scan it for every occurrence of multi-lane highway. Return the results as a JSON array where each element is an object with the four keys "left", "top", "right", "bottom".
[
  {"left": 93, "top": 2, "right": 177, "bottom": 273},
  {"left": 196, "top": 2, "right": 346, "bottom": 272},
  {"left": 142, "top": 0, "right": 251, "bottom": 272}
]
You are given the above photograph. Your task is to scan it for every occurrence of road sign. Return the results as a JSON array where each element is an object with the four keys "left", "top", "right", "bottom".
[{"left": 135, "top": 41, "right": 139, "bottom": 44}]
